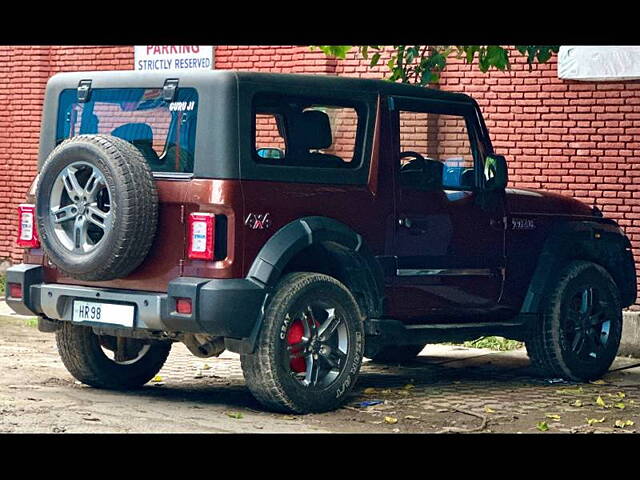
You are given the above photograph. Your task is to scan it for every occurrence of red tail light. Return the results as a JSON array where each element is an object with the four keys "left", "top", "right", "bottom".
[
  {"left": 8, "top": 283, "right": 22, "bottom": 299},
  {"left": 176, "top": 298, "right": 192, "bottom": 314},
  {"left": 17, "top": 204, "right": 40, "bottom": 248},
  {"left": 187, "top": 212, "right": 215, "bottom": 260}
]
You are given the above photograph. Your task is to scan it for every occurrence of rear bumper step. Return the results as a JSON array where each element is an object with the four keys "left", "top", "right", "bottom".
[{"left": 5, "top": 264, "right": 270, "bottom": 341}]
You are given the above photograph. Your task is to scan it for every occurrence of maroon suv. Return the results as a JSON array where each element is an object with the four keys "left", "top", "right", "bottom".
[{"left": 6, "top": 70, "right": 637, "bottom": 413}]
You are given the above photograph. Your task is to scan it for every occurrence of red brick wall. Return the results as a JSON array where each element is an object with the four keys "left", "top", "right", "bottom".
[
  {"left": 0, "top": 45, "right": 638, "bottom": 308},
  {"left": 0, "top": 46, "right": 132, "bottom": 264}
]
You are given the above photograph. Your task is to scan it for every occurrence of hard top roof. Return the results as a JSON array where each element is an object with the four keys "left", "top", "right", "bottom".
[{"left": 46, "top": 69, "right": 476, "bottom": 105}]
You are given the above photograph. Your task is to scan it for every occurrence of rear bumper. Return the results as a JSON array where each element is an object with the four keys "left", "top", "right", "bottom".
[{"left": 5, "top": 264, "right": 270, "bottom": 341}]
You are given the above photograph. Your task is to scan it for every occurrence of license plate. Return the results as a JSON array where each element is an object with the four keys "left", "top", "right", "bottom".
[{"left": 72, "top": 301, "right": 135, "bottom": 328}]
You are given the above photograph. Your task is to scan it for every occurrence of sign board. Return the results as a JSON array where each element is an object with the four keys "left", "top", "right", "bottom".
[
  {"left": 134, "top": 46, "right": 214, "bottom": 71},
  {"left": 558, "top": 46, "right": 640, "bottom": 81}
]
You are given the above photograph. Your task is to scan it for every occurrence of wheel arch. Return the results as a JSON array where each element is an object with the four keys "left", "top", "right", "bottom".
[
  {"left": 247, "top": 216, "right": 385, "bottom": 319},
  {"left": 521, "top": 220, "right": 637, "bottom": 314}
]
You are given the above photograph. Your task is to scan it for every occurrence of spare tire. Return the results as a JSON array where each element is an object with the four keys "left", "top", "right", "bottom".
[{"left": 36, "top": 134, "right": 158, "bottom": 281}]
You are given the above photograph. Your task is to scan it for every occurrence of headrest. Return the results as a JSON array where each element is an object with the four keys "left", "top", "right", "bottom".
[
  {"left": 288, "top": 110, "right": 333, "bottom": 150},
  {"left": 111, "top": 123, "right": 153, "bottom": 143}
]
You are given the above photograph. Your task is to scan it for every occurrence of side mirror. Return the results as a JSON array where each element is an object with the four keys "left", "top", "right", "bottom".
[{"left": 484, "top": 155, "right": 508, "bottom": 191}]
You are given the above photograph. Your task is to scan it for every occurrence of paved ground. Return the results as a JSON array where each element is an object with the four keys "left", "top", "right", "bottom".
[{"left": 1, "top": 306, "right": 640, "bottom": 433}]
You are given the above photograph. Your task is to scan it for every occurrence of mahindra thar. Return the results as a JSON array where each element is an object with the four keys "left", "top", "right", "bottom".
[{"left": 6, "top": 70, "right": 637, "bottom": 413}]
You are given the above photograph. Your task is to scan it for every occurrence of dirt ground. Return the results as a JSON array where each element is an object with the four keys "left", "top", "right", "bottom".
[{"left": 1, "top": 315, "right": 640, "bottom": 434}]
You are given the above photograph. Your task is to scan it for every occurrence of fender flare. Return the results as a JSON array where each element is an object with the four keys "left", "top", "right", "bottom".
[
  {"left": 248, "top": 216, "right": 384, "bottom": 308},
  {"left": 521, "top": 219, "right": 637, "bottom": 314},
  {"left": 231, "top": 217, "right": 384, "bottom": 354}
]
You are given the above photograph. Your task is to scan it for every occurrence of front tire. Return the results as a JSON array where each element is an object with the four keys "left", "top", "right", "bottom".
[
  {"left": 56, "top": 322, "right": 171, "bottom": 389},
  {"left": 241, "top": 272, "right": 364, "bottom": 413},
  {"left": 525, "top": 261, "right": 622, "bottom": 381}
]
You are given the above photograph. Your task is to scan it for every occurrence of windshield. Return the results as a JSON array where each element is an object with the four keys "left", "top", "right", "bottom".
[{"left": 56, "top": 87, "right": 198, "bottom": 173}]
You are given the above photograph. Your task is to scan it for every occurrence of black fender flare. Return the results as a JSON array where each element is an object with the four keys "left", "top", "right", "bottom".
[
  {"left": 248, "top": 216, "right": 384, "bottom": 312},
  {"left": 521, "top": 219, "right": 637, "bottom": 314},
  {"left": 230, "top": 217, "right": 385, "bottom": 354}
]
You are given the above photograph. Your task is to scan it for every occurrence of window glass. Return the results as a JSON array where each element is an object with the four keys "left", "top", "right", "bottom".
[
  {"left": 399, "top": 110, "right": 476, "bottom": 190},
  {"left": 57, "top": 87, "right": 198, "bottom": 173},
  {"left": 254, "top": 93, "right": 361, "bottom": 167}
]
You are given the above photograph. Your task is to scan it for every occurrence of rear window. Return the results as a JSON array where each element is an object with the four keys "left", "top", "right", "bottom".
[
  {"left": 57, "top": 87, "right": 198, "bottom": 173},
  {"left": 253, "top": 93, "right": 362, "bottom": 168}
]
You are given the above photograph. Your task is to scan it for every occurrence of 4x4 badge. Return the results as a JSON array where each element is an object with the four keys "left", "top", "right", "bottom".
[{"left": 245, "top": 213, "right": 272, "bottom": 230}]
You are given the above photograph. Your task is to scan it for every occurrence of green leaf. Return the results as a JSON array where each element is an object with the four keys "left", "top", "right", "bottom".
[
  {"left": 226, "top": 411, "right": 243, "bottom": 419},
  {"left": 369, "top": 52, "right": 381, "bottom": 67},
  {"left": 614, "top": 419, "right": 634, "bottom": 428},
  {"left": 586, "top": 417, "right": 606, "bottom": 425},
  {"left": 536, "top": 421, "right": 549, "bottom": 432}
]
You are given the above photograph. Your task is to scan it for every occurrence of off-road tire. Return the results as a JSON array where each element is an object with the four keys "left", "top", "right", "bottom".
[
  {"left": 241, "top": 272, "right": 365, "bottom": 413},
  {"left": 525, "top": 260, "right": 622, "bottom": 381},
  {"left": 56, "top": 322, "right": 171, "bottom": 389},
  {"left": 36, "top": 134, "right": 158, "bottom": 281},
  {"left": 369, "top": 344, "right": 426, "bottom": 364}
]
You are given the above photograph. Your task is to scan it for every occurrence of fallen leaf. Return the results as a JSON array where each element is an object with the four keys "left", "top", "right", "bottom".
[
  {"left": 201, "top": 363, "right": 211, "bottom": 370},
  {"left": 590, "top": 379, "right": 608, "bottom": 385},
  {"left": 484, "top": 407, "right": 496, "bottom": 414},
  {"left": 572, "top": 400, "right": 583, "bottom": 407},
  {"left": 403, "top": 384, "right": 415, "bottom": 390},
  {"left": 397, "top": 390, "right": 411, "bottom": 396},
  {"left": 363, "top": 387, "right": 376, "bottom": 395},
  {"left": 151, "top": 375, "right": 163, "bottom": 383},
  {"left": 536, "top": 421, "right": 549, "bottom": 432},
  {"left": 586, "top": 417, "right": 606, "bottom": 425},
  {"left": 614, "top": 402, "right": 626, "bottom": 410},
  {"left": 545, "top": 414, "right": 561, "bottom": 420},
  {"left": 556, "top": 387, "right": 584, "bottom": 395},
  {"left": 226, "top": 412, "right": 243, "bottom": 419},
  {"left": 617, "top": 392, "right": 626, "bottom": 399},
  {"left": 283, "top": 416, "right": 297, "bottom": 421},
  {"left": 614, "top": 420, "right": 634, "bottom": 428},
  {"left": 384, "top": 416, "right": 398, "bottom": 424},
  {"left": 596, "top": 396, "right": 607, "bottom": 408},
  {"left": 404, "top": 415, "right": 420, "bottom": 420}
]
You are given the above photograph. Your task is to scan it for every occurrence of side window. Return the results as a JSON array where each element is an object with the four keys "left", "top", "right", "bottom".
[
  {"left": 398, "top": 110, "right": 477, "bottom": 190},
  {"left": 254, "top": 93, "right": 361, "bottom": 168}
]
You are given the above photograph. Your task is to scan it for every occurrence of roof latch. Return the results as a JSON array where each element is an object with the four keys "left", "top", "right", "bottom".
[
  {"left": 163, "top": 78, "right": 179, "bottom": 102},
  {"left": 77, "top": 79, "right": 92, "bottom": 103}
]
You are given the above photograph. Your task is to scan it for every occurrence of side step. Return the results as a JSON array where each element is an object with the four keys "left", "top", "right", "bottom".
[{"left": 364, "top": 314, "right": 539, "bottom": 347}]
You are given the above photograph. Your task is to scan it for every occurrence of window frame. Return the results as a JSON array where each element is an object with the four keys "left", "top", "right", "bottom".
[
  {"left": 391, "top": 96, "right": 487, "bottom": 193},
  {"left": 55, "top": 86, "right": 199, "bottom": 174},
  {"left": 237, "top": 82, "right": 376, "bottom": 186},
  {"left": 251, "top": 92, "right": 365, "bottom": 169}
]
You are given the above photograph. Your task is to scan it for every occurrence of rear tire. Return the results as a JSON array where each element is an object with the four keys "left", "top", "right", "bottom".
[
  {"left": 369, "top": 344, "right": 426, "bottom": 364},
  {"left": 525, "top": 261, "right": 622, "bottom": 381},
  {"left": 56, "top": 322, "right": 171, "bottom": 389},
  {"left": 241, "top": 272, "right": 364, "bottom": 413}
]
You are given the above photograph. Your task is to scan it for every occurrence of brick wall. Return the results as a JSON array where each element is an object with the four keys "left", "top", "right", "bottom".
[
  {"left": 0, "top": 45, "right": 638, "bottom": 307},
  {"left": 0, "top": 46, "right": 133, "bottom": 264}
]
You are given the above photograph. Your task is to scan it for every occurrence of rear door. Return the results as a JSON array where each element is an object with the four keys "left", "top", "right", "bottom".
[
  {"left": 49, "top": 84, "right": 200, "bottom": 291},
  {"left": 386, "top": 96, "right": 506, "bottom": 319}
]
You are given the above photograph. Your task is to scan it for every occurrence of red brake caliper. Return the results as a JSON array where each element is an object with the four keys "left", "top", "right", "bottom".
[{"left": 287, "top": 320, "right": 307, "bottom": 373}]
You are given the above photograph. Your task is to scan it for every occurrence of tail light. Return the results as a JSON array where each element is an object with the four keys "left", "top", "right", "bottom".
[
  {"left": 17, "top": 204, "right": 40, "bottom": 249},
  {"left": 8, "top": 283, "right": 22, "bottom": 299},
  {"left": 176, "top": 298, "right": 192, "bottom": 315},
  {"left": 187, "top": 212, "right": 215, "bottom": 260}
]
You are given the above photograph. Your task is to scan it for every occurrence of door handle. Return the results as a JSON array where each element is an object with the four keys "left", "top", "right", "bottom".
[{"left": 399, "top": 217, "right": 426, "bottom": 235}]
